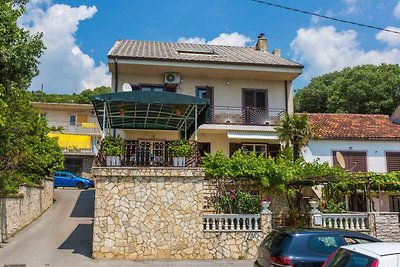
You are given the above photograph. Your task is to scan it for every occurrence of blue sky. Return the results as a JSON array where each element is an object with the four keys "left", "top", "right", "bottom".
[{"left": 20, "top": 0, "right": 400, "bottom": 94}]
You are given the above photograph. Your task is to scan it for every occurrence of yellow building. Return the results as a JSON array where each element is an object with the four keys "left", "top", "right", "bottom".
[{"left": 33, "top": 102, "right": 102, "bottom": 176}]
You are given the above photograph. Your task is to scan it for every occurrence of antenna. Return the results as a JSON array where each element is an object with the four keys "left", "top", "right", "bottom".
[{"left": 336, "top": 151, "right": 346, "bottom": 169}]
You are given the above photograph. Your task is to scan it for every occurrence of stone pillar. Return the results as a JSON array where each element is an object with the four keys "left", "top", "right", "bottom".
[
  {"left": 367, "top": 213, "right": 376, "bottom": 238},
  {"left": 309, "top": 200, "right": 322, "bottom": 227},
  {"left": 261, "top": 201, "right": 272, "bottom": 235}
]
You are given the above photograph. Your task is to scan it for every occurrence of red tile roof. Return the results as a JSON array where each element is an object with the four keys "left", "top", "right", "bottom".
[{"left": 302, "top": 113, "right": 400, "bottom": 140}]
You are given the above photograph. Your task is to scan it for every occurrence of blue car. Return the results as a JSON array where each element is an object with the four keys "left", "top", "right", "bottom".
[{"left": 54, "top": 171, "right": 94, "bottom": 189}]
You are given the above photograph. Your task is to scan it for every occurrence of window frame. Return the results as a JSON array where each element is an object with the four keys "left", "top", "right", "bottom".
[
  {"left": 196, "top": 86, "right": 214, "bottom": 106},
  {"left": 385, "top": 151, "right": 400, "bottom": 173},
  {"left": 69, "top": 114, "right": 77, "bottom": 126}
]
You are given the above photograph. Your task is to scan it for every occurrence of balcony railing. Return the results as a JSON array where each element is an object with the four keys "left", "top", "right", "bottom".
[
  {"left": 207, "top": 106, "right": 285, "bottom": 126},
  {"left": 203, "top": 214, "right": 262, "bottom": 232},
  {"left": 97, "top": 140, "right": 201, "bottom": 167}
]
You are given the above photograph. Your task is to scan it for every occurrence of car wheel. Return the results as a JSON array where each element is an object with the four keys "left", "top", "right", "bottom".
[{"left": 77, "top": 182, "right": 84, "bottom": 190}]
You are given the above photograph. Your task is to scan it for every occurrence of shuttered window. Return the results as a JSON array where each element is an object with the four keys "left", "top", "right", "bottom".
[
  {"left": 386, "top": 152, "right": 400, "bottom": 172},
  {"left": 333, "top": 151, "right": 367, "bottom": 172}
]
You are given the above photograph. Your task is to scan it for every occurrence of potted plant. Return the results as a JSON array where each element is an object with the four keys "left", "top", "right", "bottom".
[
  {"left": 168, "top": 140, "right": 193, "bottom": 167},
  {"left": 100, "top": 135, "right": 124, "bottom": 166}
]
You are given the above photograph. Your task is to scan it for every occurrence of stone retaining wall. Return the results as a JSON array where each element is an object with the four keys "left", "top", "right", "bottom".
[
  {"left": 92, "top": 167, "right": 268, "bottom": 260},
  {"left": 0, "top": 178, "right": 54, "bottom": 242},
  {"left": 368, "top": 212, "right": 400, "bottom": 242}
]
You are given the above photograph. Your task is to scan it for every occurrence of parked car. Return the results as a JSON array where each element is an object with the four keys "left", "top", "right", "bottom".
[
  {"left": 54, "top": 171, "right": 94, "bottom": 189},
  {"left": 322, "top": 242, "right": 400, "bottom": 267},
  {"left": 253, "top": 228, "right": 380, "bottom": 267}
]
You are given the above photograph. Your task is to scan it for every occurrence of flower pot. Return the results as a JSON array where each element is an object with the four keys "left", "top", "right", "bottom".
[
  {"left": 309, "top": 200, "right": 319, "bottom": 214},
  {"left": 106, "top": 156, "right": 121, "bottom": 166},
  {"left": 262, "top": 200, "right": 271, "bottom": 213},
  {"left": 172, "top": 157, "right": 185, "bottom": 167}
]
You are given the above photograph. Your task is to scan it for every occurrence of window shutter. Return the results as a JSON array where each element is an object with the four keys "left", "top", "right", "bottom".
[
  {"left": 350, "top": 152, "right": 367, "bottom": 172},
  {"left": 387, "top": 152, "right": 400, "bottom": 172}
]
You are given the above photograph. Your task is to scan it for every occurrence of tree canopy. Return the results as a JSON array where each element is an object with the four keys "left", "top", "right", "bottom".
[
  {"left": 0, "top": 0, "right": 63, "bottom": 195},
  {"left": 31, "top": 86, "right": 111, "bottom": 104},
  {"left": 294, "top": 64, "right": 400, "bottom": 115}
]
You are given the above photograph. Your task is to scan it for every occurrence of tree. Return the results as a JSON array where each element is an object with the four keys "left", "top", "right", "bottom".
[
  {"left": 276, "top": 113, "right": 313, "bottom": 161},
  {"left": 294, "top": 64, "right": 400, "bottom": 115},
  {"left": 0, "top": 0, "right": 63, "bottom": 195},
  {"left": 31, "top": 86, "right": 111, "bottom": 104}
]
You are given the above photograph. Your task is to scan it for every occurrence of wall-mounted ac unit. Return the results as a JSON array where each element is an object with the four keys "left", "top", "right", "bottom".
[
  {"left": 164, "top": 73, "right": 181, "bottom": 84},
  {"left": 90, "top": 110, "right": 96, "bottom": 117}
]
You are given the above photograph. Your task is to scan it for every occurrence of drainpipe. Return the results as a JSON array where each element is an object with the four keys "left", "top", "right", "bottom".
[
  {"left": 114, "top": 57, "right": 119, "bottom": 93},
  {"left": 284, "top": 81, "right": 288, "bottom": 114}
]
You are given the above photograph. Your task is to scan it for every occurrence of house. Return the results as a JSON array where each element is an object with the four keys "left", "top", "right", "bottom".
[
  {"left": 92, "top": 34, "right": 303, "bottom": 166},
  {"left": 302, "top": 113, "right": 400, "bottom": 212},
  {"left": 33, "top": 102, "right": 102, "bottom": 177}
]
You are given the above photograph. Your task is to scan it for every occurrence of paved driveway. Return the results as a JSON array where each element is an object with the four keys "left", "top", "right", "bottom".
[{"left": 0, "top": 189, "right": 253, "bottom": 267}]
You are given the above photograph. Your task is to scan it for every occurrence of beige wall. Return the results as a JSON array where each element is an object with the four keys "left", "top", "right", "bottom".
[{"left": 116, "top": 72, "right": 290, "bottom": 112}]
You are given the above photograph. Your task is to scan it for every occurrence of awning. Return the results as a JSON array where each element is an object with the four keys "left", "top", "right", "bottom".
[
  {"left": 91, "top": 91, "right": 210, "bottom": 139},
  {"left": 48, "top": 133, "right": 91, "bottom": 149},
  {"left": 227, "top": 131, "right": 279, "bottom": 140}
]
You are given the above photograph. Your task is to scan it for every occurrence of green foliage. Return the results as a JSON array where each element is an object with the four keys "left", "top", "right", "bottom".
[
  {"left": 0, "top": 1, "right": 64, "bottom": 195},
  {"left": 276, "top": 113, "right": 313, "bottom": 160},
  {"left": 211, "top": 190, "right": 261, "bottom": 214},
  {"left": 168, "top": 140, "right": 193, "bottom": 157},
  {"left": 320, "top": 200, "right": 346, "bottom": 213},
  {"left": 31, "top": 86, "right": 111, "bottom": 104},
  {"left": 100, "top": 135, "right": 124, "bottom": 156},
  {"left": 294, "top": 64, "right": 400, "bottom": 115}
]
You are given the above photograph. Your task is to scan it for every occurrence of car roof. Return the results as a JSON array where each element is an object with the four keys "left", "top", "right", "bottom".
[
  {"left": 342, "top": 242, "right": 400, "bottom": 257},
  {"left": 275, "top": 227, "right": 378, "bottom": 239}
]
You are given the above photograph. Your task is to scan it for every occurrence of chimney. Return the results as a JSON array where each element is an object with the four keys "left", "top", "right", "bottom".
[
  {"left": 255, "top": 33, "right": 268, "bottom": 51},
  {"left": 272, "top": 49, "right": 281, "bottom": 57}
]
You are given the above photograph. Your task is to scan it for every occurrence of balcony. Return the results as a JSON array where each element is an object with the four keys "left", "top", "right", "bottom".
[
  {"left": 207, "top": 106, "right": 285, "bottom": 126},
  {"left": 97, "top": 140, "right": 201, "bottom": 167}
]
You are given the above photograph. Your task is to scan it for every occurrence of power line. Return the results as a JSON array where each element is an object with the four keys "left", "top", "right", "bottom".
[{"left": 248, "top": 0, "right": 400, "bottom": 35}]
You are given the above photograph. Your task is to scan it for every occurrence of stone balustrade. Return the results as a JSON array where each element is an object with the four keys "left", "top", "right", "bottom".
[
  {"left": 203, "top": 214, "right": 261, "bottom": 232},
  {"left": 321, "top": 213, "right": 369, "bottom": 231}
]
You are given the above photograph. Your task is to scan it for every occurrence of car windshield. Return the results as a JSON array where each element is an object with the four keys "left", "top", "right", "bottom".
[{"left": 325, "top": 248, "right": 376, "bottom": 267}]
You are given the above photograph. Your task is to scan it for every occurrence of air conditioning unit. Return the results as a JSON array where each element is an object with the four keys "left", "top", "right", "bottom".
[
  {"left": 90, "top": 110, "right": 96, "bottom": 117},
  {"left": 164, "top": 73, "right": 181, "bottom": 84}
]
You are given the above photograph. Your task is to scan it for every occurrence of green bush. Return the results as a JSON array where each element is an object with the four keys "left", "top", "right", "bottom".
[
  {"left": 211, "top": 190, "right": 261, "bottom": 214},
  {"left": 168, "top": 140, "right": 193, "bottom": 157},
  {"left": 100, "top": 135, "right": 124, "bottom": 156}
]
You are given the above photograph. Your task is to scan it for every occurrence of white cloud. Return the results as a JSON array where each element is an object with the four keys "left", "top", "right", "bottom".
[
  {"left": 342, "top": 0, "right": 359, "bottom": 13},
  {"left": 376, "top": 27, "right": 400, "bottom": 46},
  {"left": 290, "top": 26, "right": 400, "bottom": 80},
  {"left": 19, "top": 1, "right": 110, "bottom": 94},
  {"left": 178, "top": 32, "right": 252, "bottom": 46},
  {"left": 394, "top": 1, "right": 400, "bottom": 19}
]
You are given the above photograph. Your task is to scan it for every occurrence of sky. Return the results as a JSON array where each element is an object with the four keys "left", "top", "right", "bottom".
[{"left": 19, "top": 0, "right": 400, "bottom": 94}]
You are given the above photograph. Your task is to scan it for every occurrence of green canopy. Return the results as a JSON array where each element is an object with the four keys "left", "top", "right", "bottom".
[{"left": 91, "top": 91, "right": 210, "bottom": 139}]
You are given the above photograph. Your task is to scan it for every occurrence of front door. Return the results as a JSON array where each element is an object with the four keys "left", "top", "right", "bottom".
[{"left": 242, "top": 89, "right": 268, "bottom": 124}]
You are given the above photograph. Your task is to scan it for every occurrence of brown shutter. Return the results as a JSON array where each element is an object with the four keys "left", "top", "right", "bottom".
[
  {"left": 229, "top": 143, "right": 242, "bottom": 156},
  {"left": 77, "top": 114, "right": 87, "bottom": 125},
  {"left": 333, "top": 151, "right": 366, "bottom": 172},
  {"left": 387, "top": 152, "right": 400, "bottom": 172}
]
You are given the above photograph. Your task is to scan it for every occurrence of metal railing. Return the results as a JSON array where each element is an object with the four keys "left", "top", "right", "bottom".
[
  {"left": 208, "top": 106, "right": 285, "bottom": 126},
  {"left": 203, "top": 214, "right": 261, "bottom": 232},
  {"left": 97, "top": 140, "right": 201, "bottom": 167},
  {"left": 321, "top": 213, "right": 369, "bottom": 231}
]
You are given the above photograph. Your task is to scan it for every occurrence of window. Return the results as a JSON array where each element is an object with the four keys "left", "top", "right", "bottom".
[
  {"left": 140, "top": 85, "right": 164, "bottom": 92},
  {"left": 40, "top": 113, "right": 47, "bottom": 118},
  {"left": 389, "top": 195, "right": 400, "bottom": 212},
  {"left": 333, "top": 151, "right": 367, "bottom": 172},
  {"left": 307, "top": 235, "right": 342, "bottom": 255},
  {"left": 64, "top": 158, "right": 83, "bottom": 174},
  {"left": 69, "top": 115, "right": 77, "bottom": 126},
  {"left": 242, "top": 143, "right": 267, "bottom": 157},
  {"left": 196, "top": 86, "right": 214, "bottom": 106},
  {"left": 386, "top": 152, "right": 400, "bottom": 172},
  {"left": 138, "top": 84, "right": 176, "bottom": 93}
]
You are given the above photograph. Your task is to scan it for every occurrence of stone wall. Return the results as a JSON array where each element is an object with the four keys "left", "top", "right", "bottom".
[
  {"left": 0, "top": 178, "right": 54, "bottom": 242},
  {"left": 368, "top": 212, "right": 400, "bottom": 242},
  {"left": 92, "top": 167, "right": 268, "bottom": 260}
]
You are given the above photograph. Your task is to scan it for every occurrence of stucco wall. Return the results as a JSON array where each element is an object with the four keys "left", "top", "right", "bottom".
[
  {"left": 92, "top": 167, "right": 267, "bottom": 260},
  {"left": 0, "top": 179, "right": 54, "bottom": 242},
  {"left": 303, "top": 140, "right": 400, "bottom": 173}
]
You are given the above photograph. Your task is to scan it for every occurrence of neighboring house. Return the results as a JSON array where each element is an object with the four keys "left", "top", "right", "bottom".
[
  {"left": 94, "top": 33, "right": 302, "bottom": 163},
  {"left": 302, "top": 113, "right": 400, "bottom": 212},
  {"left": 33, "top": 102, "right": 102, "bottom": 177}
]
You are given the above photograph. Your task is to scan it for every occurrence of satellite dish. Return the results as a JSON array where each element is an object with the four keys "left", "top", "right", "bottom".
[
  {"left": 122, "top": 83, "right": 132, "bottom": 92},
  {"left": 336, "top": 151, "right": 346, "bottom": 169}
]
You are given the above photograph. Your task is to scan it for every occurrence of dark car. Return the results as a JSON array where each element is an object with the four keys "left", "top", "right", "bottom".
[
  {"left": 254, "top": 228, "right": 380, "bottom": 267},
  {"left": 54, "top": 171, "right": 94, "bottom": 189}
]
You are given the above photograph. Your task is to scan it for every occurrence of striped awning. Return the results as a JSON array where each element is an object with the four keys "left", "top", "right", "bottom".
[{"left": 227, "top": 131, "right": 279, "bottom": 140}]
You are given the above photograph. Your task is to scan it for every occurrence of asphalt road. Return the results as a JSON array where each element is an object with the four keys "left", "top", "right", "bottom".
[{"left": 0, "top": 189, "right": 253, "bottom": 267}]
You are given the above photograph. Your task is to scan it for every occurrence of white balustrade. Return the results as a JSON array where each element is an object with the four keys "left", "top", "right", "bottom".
[
  {"left": 203, "top": 214, "right": 261, "bottom": 232},
  {"left": 321, "top": 213, "right": 369, "bottom": 231}
]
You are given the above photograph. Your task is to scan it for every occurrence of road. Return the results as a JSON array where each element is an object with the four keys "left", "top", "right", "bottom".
[{"left": 0, "top": 189, "right": 253, "bottom": 267}]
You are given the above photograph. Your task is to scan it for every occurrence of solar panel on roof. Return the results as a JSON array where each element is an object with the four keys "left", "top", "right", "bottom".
[{"left": 175, "top": 47, "right": 215, "bottom": 55}]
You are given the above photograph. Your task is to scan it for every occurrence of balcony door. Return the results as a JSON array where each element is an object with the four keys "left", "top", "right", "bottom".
[{"left": 242, "top": 89, "right": 268, "bottom": 124}]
